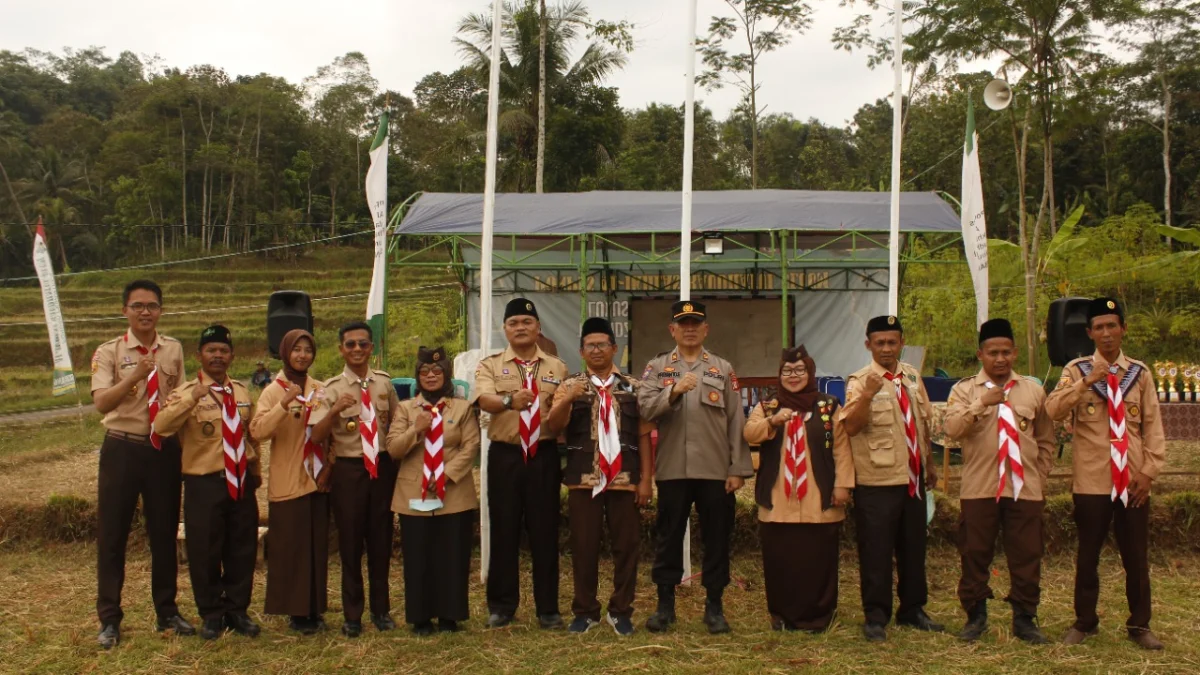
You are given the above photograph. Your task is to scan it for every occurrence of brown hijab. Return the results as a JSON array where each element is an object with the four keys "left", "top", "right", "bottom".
[
  {"left": 415, "top": 346, "right": 454, "bottom": 404},
  {"left": 279, "top": 329, "right": 315, "bottom": 387},
  {"left": 775, "top": 345, "right": 819, "bottom": 413}
]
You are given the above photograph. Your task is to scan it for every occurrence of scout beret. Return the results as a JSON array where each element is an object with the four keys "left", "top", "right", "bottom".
[
  {"left": 866, "top": 315, "right": 902, "bottom": 335},
  {"left": 416, "top": 345, "right": 448, "bottom": 366},
  {"left": 671, "top": 300, "right": 706, "bottom": 322},
  {"left": 581, "top": 317, "right": 616, "bottom": 342},
  {"left": 199, "top": 324, "right": 233, "bottom": 348},
  {"left": 504, "top": 297, "right": 538, "bottom": 321},
  {"left": 978, "top": 318, "right": 1015, "bottom": 344},
  {"left": 1086, "top": 297, "right": 1123, "bottom": 322}
]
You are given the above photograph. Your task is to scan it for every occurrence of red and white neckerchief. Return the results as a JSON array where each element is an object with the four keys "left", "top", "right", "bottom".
[
  {"left": 513, "top": 358, "right": 541, "bottom": 462},
  {"left": 1106, "top": 366, "right": 1131, "bottom": 505},
  {"left": 129, "top": 335, "right": 163, "bottom": 450},
  {"left": 986, "top": 379, "right": 1023, "bottom": 501},
  {"left": 884, "top": 371, "right": 921, "bottom": 497},
  {"left": 357, "top": 377, "right": 380, "bottom": 479},
  {"left": 421, "top": 400, "right": 447, "bottom": 500},
  {"left": 275, "top": 378, "right": 323, "bottom": 481},
  {"left": 590, "top": 373, "right": 622, "bottom": 497},
  {"left": 211, "top": 380, "right": 247, "bottom": 500},
  {"left": 783, "top": 411, "right": 812, "bottom": 501}
]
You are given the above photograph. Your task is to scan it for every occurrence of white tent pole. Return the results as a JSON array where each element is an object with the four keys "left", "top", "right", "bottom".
[
  {"left": 479, "top": 0, "right": 503, "bottom": 584},
  {"left": 678, "top": 0, "right": 698, "bottom": 586},
  {"left": 886, "top": 1, "right": 904, "bottom": 315}
]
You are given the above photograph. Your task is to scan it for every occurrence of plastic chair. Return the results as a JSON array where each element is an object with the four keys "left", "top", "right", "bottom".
[
  {"left": 1024, "top": 375, "right": 1044, "bottom": 386},
  {"left": 935, "top": 367, "right": 951, "bottom": 379},
  {"left": 823, "top": 378, "right": 847, "bottom": 404},
  {"left": 452, "top": 379, "right": 470, "bottom": 400},
  {"left": 391, "top": 377, "right": 416, "bottom": 401}
]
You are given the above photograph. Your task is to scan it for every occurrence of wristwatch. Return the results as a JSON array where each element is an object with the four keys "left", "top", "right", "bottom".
[{"left": 501, "top": 393, "right": 514, "bottom": 410}]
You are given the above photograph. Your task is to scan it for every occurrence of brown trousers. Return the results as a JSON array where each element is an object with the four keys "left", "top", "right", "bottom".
[
  {"left": 568, "top": 488, "right": 640, "bottom": 621},
  {"left": 1072, "top": 494, "right": 1152, "bottom": 631},
  {"left": 265, "top": 492, "right": 329, "bottom": 617},
  {"left": 331, "top": 453, "right": 398, "bottom": 621},
  {"left": 957, "top": 498, "right": 1044, "bottom": 613}
]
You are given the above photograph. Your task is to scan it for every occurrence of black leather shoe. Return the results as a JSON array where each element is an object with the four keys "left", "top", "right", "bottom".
[
  {"left": 703, "top": 599, "right": 731, "bottom": 634},
  {"left": 342, "top": 620, "right": 363, "bottom": 638},
  {"left": 958, "top": 601, "right": 988, "bottom": 642},
  {"left": 487, "top": 613, "right": 514, "bottom": 629},
  {"left": 645, "top": 587, "right": 676, "bottom": 634},
  {"left": 863, "top": 623, "right": 887, "bottom": 642},
  {"left": 371, "top": 613, "right": 397, "bottom": 632},
  {"left": 1012, "top": 610, "right": 1048, "bottom": 645},
  {"left": 156, "top": 614, "right": 196, "bottom": 636},
  {"left": 225, "top": 612, "right": 261, "bottom": 637},
  {"left": 538, "top": 613, "right": 564, "bottom": 629},
  {"left": 200, "top": 618, "right": 225, "bottom": 640},
  {"left": 289, "top": 616, "right": 320, "bottom": 635},
  {"left": 897, "top": 610, "right": 945, "bottom": 633},
  {"left": 438, "top": 619, "right": 461, "bottom": 633},
  {"left": 97, "top": 624, "right": 120, "bottom": 649},
  {"left": 413, "top": 621, "right": 435, "bottom": 636}
]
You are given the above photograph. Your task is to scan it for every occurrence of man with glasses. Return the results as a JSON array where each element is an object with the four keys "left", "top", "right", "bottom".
[
  {"left": 91, "top": 279, "right": 194, "bottom": 648},
  {"left": 310, "top": 321, "right": 401, "bottom": 637},
  {"left": 546, "top": 317, "right": 654, "bottom": 636}
]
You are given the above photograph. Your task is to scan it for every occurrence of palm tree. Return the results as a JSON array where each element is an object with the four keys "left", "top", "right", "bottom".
[{"left": 456, "top": 0, "right": 628, "bottom": 191}]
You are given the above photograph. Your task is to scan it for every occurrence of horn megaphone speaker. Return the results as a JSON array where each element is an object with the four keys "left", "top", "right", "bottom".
[{"left": 983, "top": 79, "right": 1013, "bottom": 111}]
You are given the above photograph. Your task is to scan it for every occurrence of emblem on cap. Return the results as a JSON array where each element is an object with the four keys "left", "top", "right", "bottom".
[
  {"left": 887, "top": 316, "right": 896, "bottom": 325},
  {"left": 708, "top": 391, "right": 719, "bottom": 403},
  {"left": 432, "top": 352, "right": 441, "bottom": 361},
  {"left": 1106, "top": 300, "right": 1116, "bottom": 309},
  {"left": 683, "top": 302, "right": 693, "bottom": 313},
  {"left": 525, "top": 302, "right": 533, "bottom": 311}
]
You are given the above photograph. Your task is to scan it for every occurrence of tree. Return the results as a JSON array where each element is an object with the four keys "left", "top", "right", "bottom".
[{"left": 697, "top": 0, "right": 813, "bottom": 188}]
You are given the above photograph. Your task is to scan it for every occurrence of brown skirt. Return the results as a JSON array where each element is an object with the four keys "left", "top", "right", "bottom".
[
  {"left": 265, "top": 492, "right": 330, "bottom": 617},
  {"left": 760, "top": 520, "right": 841, "bottom": 631}
]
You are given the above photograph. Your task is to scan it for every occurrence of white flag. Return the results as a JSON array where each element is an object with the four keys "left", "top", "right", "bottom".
[
  {"left": 32, "top": 220, "right": 77, "bottom": 396},
  {"left": 961, "top": 99, "right": 989, "bottom": 328},
  {"left": 365, "top": 112, "right": 389, "bottom": 343}
]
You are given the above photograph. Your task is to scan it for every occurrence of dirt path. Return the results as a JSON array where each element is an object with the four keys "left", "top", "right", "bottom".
[{"left": 0, "top": 404, "right": 96, "bottom": 425}]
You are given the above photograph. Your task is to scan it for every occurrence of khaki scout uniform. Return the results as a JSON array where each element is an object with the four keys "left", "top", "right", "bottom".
[
  {"left": 473, "top": 345, "right": 567, "bottom": 618},
  {"left": 155, "top": 374, "right": 260, "bottom": 622},
  {"left": 248, "top": 371, "right": 324, "bottom": 503},
  {"left": 838, "top": 359, "right": 934, "bottom": 628},
  {"left": 90, "top": 330, "right": 186, "bottom": 627},
  {"left": 637, "top": 347, "right": 750, "bottom": 596},
  {"left": 308, "top": 366, "right": 400, "bottom": 623},
  {"left": 1046, "top": 351, "right": 1166, "bottom": 632},
  {"left": 943, "top": 372, "right": 1056, "bottom": 614}
]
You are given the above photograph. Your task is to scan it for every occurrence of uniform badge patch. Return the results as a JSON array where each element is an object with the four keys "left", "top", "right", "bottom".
[
  {"left": 1130, "top": 405, "right": 1140, "bottom": 417},
  {"left": 708, "top": 391, "right": 720, "bottom": 403},
  {"left": 730, "top": 371, "right": 740, "bottom": 391},
  {"left": 1086, "top": 403, "right": 1096, "bottom": 415},
  {"left": 662, "top": 378, "right": 675, "bottom": 386},
  {"left": 1019, "top": 419, "right": 1029, "bottom": 431},
  {"left": 502, "top": 368, "right": 510, "bottom": 375},
  {"left": 91, "top": 351, "right": 101, "bottom": 374},
  {"left": 641, "top": 363, "right": 654, "bottom": 380}
]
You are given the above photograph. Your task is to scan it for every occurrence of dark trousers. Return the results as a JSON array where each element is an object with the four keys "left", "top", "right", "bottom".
[
  {"left": 399, "top": 511, "right": 475, "bottom": 624},
  {"left": 182, "top": 472, "right": 260, "bottom": 621},
  {"left": 568, "top": 488, "right": 640, "bottom": 620},
  {"left": 96, "top": 433, "right": 182, "bottom": 625},
  {"left": 957, "top": 498, "right": 1044, "bottom": 613},
  {"left": 331, "top": 453, "right": 398, "bottom": 621},
  {"left": 487, "top": 440, "right": 561, "bottom": 617},
  {"left": 854, "top": 481, "right": 928, "bottom": 626},
  {"left": 761, "top": 521, "right": 841, "bottom": 631},
  {"left": 264, "top": 492, "right": 329, "bottom": 617},
  {"left": 651, "top": 479, "right": 734, "bottom": 595},
  {"left": 1072, "top": 494, "right": 1153, "bottom": 631}
]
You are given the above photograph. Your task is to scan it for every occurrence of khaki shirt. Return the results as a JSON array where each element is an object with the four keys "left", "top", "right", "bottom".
[
  {"left": 249, "top": 371, "right": 324, "bottom": 502},
  {"left": 943, "top": 372, "right": 1056, "bottom": 501},
  {"left": 837, "top": 360, "right": 933, "bottom": 487},
  {"left": 745, "top": 402, "right": 854, "bottom": 524},
  {"left": 637, "top": 347, "right": 752, "bottom": 481},
  {"left": 155, "top": 374, "right": 257, "bottom": 476},
  {"left": 386, "top": 394, "right": 480, "bottom": 516},
  {"left": 90, "top": 330, "right": 186, "bottom": 434},
  {"left": 308, "top": 366, "right": 400, "bottom": 458},
  {"left": 1045, "top": 351, "right": 1166, "bottom": 495},
  {"left": 554, "top": 370, "right": 655, "bottom": 491},
  {"left": 472, "top": 346, "right": 567, "bottom": 445}
]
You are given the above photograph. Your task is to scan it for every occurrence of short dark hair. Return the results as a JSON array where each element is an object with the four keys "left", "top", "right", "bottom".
[
  {"left": 123, "top": 279, "right": 162, "bottom": 305},
  {"left": 339, "top": 321, "right": 373, "bottom": 342}
]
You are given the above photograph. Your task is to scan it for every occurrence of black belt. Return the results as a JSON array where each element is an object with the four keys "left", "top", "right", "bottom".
[{"left": 105, "top": 429, "right": 152, "bottom": 445}]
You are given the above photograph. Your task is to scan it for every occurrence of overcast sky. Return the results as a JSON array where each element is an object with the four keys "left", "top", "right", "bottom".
[{"left": 5, "top": 0, "right": 995, "bottom": 127}]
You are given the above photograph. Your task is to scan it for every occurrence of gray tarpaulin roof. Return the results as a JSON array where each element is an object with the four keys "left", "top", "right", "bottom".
[{"left": 397, "top": 190, "right": 960, "bottom": 235}]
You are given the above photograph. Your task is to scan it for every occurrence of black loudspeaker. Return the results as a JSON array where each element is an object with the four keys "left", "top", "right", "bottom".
[
  {"left": 267, "top": 291, "right": 314, "bottom": 358},
  {"left": 1046, "top": 297, "right": 1093, "bottom": 367}
]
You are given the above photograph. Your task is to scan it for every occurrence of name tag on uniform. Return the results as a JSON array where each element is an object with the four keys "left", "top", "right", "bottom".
[
  {"left": 541, "top": 375, "right": 560, "bottom": 385},
  {"left": 237, "top": 402, "right": 251, "bottom": 410},
  {"left": 409, "top": 497, "right": 444, "bottom": 512}
]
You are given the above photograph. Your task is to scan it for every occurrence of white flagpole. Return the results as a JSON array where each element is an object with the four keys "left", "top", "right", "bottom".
[
  {"left": 679, "top": 0, "right": 698, "bottom": 585},
  {"left": 886, "top": 1, "right": 904, "bottom": 314},
  {"left": 479, "top": 0, "right": 504, "bottom": 584}
]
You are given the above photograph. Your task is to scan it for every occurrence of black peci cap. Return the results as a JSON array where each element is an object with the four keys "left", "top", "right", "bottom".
[
  {"left": 671, "top": 300, "right": 706, "bottom": 322},
  {"left": 504, "top": 297, "right": 538, "bottom": 321},
  {"left": 978, "top": 318, "right": 1015, "bottom": 344},
  {"left": 1086, "top": 297, "right": 1123, "bottom": 322},
  {"left": 866, "top": 315, "right": 902, "bottom": 336},
  {"left": 581, "top": 317, "right": 615, "bottom": 342},
  {"left": 199, "top": 324, "right": 233, "bottom": 349}
]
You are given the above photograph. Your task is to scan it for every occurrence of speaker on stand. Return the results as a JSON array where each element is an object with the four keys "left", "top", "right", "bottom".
[
  {"left": 267, "top": 291, "right": 314, "bottom": 359},
  {"left": 1046, "top": 297, "right": 1093, "bottom": 368}
]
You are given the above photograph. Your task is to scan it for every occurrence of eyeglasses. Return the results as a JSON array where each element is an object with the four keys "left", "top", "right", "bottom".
[
  {"left": 343, "top": 340, "right": 372, "bottom": 349},
  {"left": 126, "top": 302, "right": 162, "bottom": 313},
  {"left": 582, "top": 342, "right": 614, "bottom": 352},
  {"left": 781, "top": 368, "right": 808, "bottom": 377},
  {"left": 418, "top": 367, "right": 443, "bottom": 376}
]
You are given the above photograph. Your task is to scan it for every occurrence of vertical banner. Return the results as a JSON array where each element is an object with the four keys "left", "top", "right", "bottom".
[
  {"left": 365, "top": 111, "right": 390, "bottom": 363},
  {"left": 32, "top": 221, "right": 76, "bottom": 397},
  {"left": 960, "top": 99, "right": 989, "bottom": 328}
]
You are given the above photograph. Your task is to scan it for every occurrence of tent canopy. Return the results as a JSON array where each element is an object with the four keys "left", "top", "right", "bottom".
[{"left": 397, "top": 189, "right": 960, "bottom": 236}]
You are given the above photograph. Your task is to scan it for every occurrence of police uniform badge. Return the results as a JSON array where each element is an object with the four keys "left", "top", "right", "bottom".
[{"left": 708, "top": 391, "right": 720, "bottom": 403}]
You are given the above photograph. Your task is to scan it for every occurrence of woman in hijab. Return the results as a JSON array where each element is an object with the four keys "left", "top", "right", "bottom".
[
  {"left": 744, "top": 345, "right": 855, "bottom": 632},
  {"left": 249, "top": 329, "right": 330, "bottom": 634},
  {"left": 386, "top": 346, "right": 480, "bottom": 635}
]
